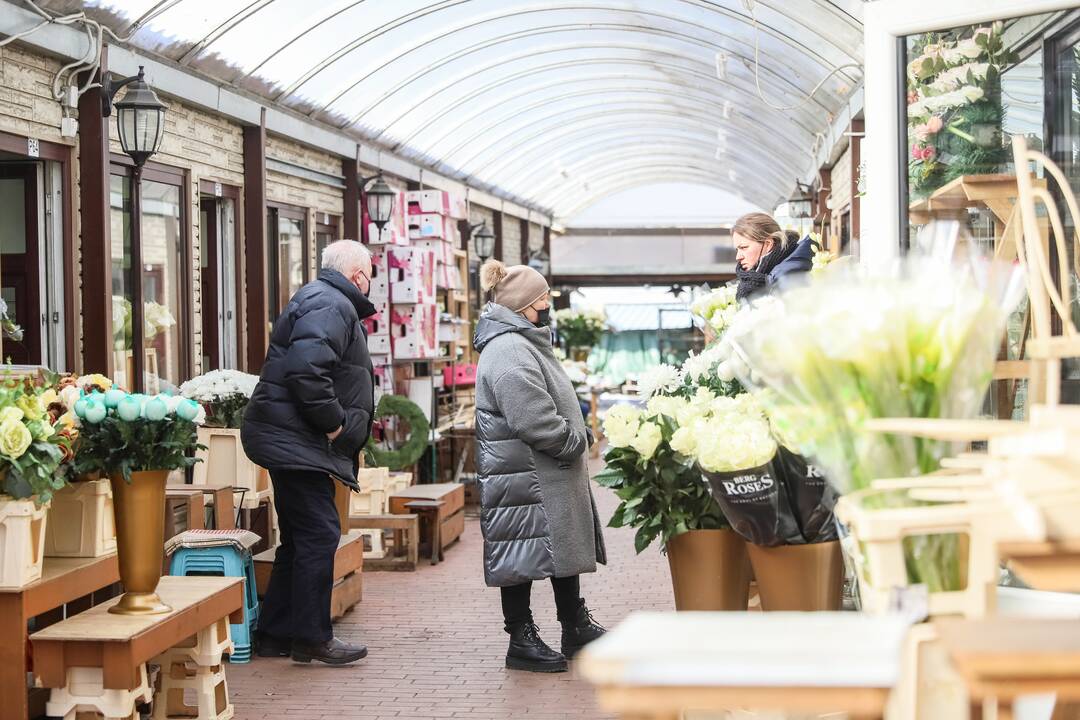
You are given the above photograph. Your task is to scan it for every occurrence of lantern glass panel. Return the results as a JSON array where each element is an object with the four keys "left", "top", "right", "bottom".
[{"left": 369, "top": 192, "right": 394, "bottom": 224}]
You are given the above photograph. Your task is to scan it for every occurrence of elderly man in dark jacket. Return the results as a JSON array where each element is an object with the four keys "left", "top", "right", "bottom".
[{"left": 242, "top": 240, "right": 375, "bottom": 665}]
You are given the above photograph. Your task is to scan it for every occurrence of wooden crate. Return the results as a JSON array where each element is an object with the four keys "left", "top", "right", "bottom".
[
  {"left": 253, "top": 532, "right": 364, "bottom": 599},
  {"left": 389, "top": 483, "right": 465, "bottom": 553}
]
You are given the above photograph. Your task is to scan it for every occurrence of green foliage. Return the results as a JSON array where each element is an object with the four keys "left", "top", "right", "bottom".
[
  {"left": 203, "top": 395, "right": 248, "bottom": 429},
  {"left": 596, "top": 414, "right": 727, "bottom": 554},
  {"left": 363, "top": 395, "right": 430, "bottom": 471},
  {"left": 72, "top": 415, "right": 201, "bottom": 482},
  {"left": 2, "top": 441, "right": 65, "bottom": 503},
  {"left": 554, "top": 309, "right": 606, "bottom": 350}
]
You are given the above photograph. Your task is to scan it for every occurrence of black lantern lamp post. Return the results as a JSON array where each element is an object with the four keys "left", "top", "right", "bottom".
[
  {"left": 103, "top": 66, "right": 166, "bottom": 168},
  {"left": 363, "top": 173, "right": 396, "bottom": 232},
  {"left": 788, "top": 178, "right": 814, "bottom": 220},
  {"left": 471, "top": 221, "right": 495, "bottom": 262},
  {"left": 102, "top": 66, "right": 165, "bottom": 392}
]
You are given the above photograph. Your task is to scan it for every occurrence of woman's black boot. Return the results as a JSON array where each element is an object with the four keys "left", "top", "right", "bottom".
[
  {"left": 560, "top": 600, "right": 606, "bottom": 659},
  {"left": 505, "top": 621, "right": 568, "bottom": 673}
]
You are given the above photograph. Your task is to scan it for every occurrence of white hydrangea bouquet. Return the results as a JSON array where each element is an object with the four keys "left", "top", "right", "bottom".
[
  {"left": 690, "top": 284, "right": 739, "bottom": 336},
  {"left": 179, "top": 369, "right": 260, "bottom": 429}
]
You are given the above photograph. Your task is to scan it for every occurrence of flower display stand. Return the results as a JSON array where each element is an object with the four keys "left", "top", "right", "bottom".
[
  {"left": 193, "top": 429, "right": 271, "bottom": 510},
  {"left": 44, "top": 479, "right": 117, "bottom": 558},
  {"left": 0, "top": 494, "right": 49, "bottom": 589},
  {"left": 45, "top": 664, "right": 153, "bottom": 720},
  {"left": 835, "top": 484, "right": 1030, "bottom": 618}
]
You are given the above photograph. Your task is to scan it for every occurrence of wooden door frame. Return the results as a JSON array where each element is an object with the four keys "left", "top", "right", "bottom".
[
  {"left": 109, "top": 156, "right": 193, "bottom": 390},
  {"left": 0, "top": 131, "right": 76, "bottom": 370},
  {"left": 0, "top": 163, "right": 41, "bottom": 365}
]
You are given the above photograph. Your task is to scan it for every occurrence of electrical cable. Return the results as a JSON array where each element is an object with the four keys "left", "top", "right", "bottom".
[{"left": 740, "top": 0, "right": 862, "bottom": 113}]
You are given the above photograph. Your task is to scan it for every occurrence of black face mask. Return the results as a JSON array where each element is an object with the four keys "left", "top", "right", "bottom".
[{"left": 533, "top": 308, "right": 551, "bottom": 328}]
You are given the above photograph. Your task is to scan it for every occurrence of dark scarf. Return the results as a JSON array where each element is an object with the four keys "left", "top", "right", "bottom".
[{"left": 736, "top": 240, "right": 800, "bottom": 301}]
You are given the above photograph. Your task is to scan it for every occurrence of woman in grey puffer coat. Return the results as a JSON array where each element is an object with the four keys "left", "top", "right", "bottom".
[{"left": 474, "top": 260, "right": 607, "bottom": 674}]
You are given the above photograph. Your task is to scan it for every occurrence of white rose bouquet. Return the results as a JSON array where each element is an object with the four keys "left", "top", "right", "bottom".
[
  {"left": 595, "top": 400, "right": 728, "bottom": 553},
  {"left": 179, "top": 369, "right": 260, "bottom": 429},
  {"left": 690, "top": 284, "right": 739, "bottom": 335}
]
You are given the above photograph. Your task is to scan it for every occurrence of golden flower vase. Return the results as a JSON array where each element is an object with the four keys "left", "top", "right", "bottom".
[{"left": 108, "top": 469, "right": 172, "bottom": 615}]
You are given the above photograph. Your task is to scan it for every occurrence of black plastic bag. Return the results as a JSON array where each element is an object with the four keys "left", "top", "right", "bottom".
[
  {"left": 702, "top": 459, "right": 804, "bottom": 548},
  {"left": 773, "top": 446, "right": 839, "bottom": 544}
]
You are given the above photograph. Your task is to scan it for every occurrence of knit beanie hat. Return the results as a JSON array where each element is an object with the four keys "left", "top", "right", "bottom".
[{"left": 480, "top": 260, "right": 549, "bottom": 313}]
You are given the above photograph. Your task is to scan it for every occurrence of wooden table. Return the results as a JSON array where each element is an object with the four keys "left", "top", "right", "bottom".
[
  {"left": 405, "top": 500, "right": 445, "bottom": 566},
  {"left": 166, "top": 483, "right": 236, "bottom": 530},
  {"left": 390, "top": 483, "right": 464, "bottom": 557},
  {"left": 31, "top": 576, "right": 243, "bottom": 692},
  {"left": 578, "top": 612, "right": 910, "bottom": 720},
  {"left": 999, "top": 540, "right": 1080, "bottom": 592},
  {"left": 0, "top": 553, "right": 119, "bottom": 720},
  {"left": 936, "top": 617, "right": 1080, "bottom": 720}
]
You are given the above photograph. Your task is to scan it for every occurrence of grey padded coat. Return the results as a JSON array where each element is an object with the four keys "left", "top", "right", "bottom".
[{"left": 473, "top": 303, "right": 607, "bottom": 588}]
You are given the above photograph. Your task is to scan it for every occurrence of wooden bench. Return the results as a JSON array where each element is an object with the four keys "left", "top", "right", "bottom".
[
  {"left": 348, "top": 513, "right": 420, "bottom": 571},
  {"left": 252, "top": 532, "right": 364, "bottom": 620},
  {"left": 31, "top": 576, "right": 243, "bottom": 693},
  {"left": 389, "top": 483, "right": 465, "bottom": 559},
  {"left": 0, "top": 554, "right": 121, "bottom": 720}
]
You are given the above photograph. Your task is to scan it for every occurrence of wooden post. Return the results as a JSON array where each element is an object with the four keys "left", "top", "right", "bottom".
[
  {"left": 243, "top": 110, "right": 268, "bottom": 372},
  {"left": 493, "top": 210, "right": 504, "bottom": 262},
  {"left": 77, "top": 48, "right": 114, "bottom": 377},
  {"left": 519, "top": 217, "right": 529, "bottom": 265},
  {"left": 342, "top": 152, "right": 361, "bottom": 242}
]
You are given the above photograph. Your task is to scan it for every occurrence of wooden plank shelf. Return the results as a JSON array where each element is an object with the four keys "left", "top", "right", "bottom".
[{"left": 0, "top": 553, "right": 121, "bottom": 720}]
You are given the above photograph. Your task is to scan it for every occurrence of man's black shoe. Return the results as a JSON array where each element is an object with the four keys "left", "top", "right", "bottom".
[
  {"left": 505, "top": 621, "right": 568, "bottom": 673},
  {"left": 561, "top": 600, "right": 606, "bottom": 659},
  {"left": 255, "top": 633, "right": 292, "bottom": 658},
  {"left": 291, "top": 637, "right": 368, "bottom": 665}
]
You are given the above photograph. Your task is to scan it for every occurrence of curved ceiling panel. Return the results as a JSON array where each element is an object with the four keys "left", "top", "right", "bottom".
[{"left": 70, "top": 0, "right": 864, "bottom": 219}]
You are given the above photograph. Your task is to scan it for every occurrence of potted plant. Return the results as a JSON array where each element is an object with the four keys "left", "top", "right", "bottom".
[
  {"left": 0, "top": 372, "right": 76, "bottom": 588},
  {"left": 595, "top": 389, "right": 750, "bottom": 612},
  {"left": 179, "top": 369, "right": 264, "bottom": 496},
  {"left": 71, "top": 388, "right": 204, "bottom": 615},
  {"left": 554, "top": 308, "right": 606, "bottom": 361},
  {"left": 43, "top": 374, "right": 117, "bottom": 558}
]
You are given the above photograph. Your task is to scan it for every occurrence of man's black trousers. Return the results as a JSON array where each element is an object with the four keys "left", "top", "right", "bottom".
[{"left": 258, "top": 469, "right": 340, "bottom": 644}]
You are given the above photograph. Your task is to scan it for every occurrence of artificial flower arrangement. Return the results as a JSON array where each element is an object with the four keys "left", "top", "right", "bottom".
[
  {"left": 68, "top": 385, "right": 206, "bottom": 481},
  {"left": 906, "top": 22, "right": 1018, "bottom": 198},
  {"left": 111, "top": 297, "right": 178, "bottom": 349},
  {"left": 725, "top": 252, "right": 1023, "bottom": 588},
  {"left": 179, "top": 369, "right": 260, "bottom": 429},
  {"left": 0, "top": 373, "right": 76, "bottom": 503},
  {"left": 554, "top": 308, "right": 607, "bottom": 352},
  {"left": 689, "top": 284, "right": 739, "bottom": 336}
]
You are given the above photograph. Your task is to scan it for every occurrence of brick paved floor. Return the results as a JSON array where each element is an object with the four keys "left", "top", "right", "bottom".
[{"left": 228, "top": 454, "right": 675, "bottom": 720}]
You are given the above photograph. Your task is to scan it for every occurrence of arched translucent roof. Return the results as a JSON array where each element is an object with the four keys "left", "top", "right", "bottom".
[{"left": 70, "top": 0, "right": 865, "bottom": 219}]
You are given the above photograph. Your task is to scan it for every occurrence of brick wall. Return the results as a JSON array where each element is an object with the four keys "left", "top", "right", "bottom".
[
  {"left": 0, "top": 45, "right": 69, "bottom": 146},
  {"left": 527, "top": 222, "right": 544, "bottom": 260},
  {"left": 501, "top": 214, "right": 522, "bottom": 265}
]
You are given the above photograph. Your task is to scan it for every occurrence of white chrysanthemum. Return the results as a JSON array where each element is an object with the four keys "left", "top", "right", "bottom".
[{"left": 636, "top": 364, "right": 683, "bottom": 399}]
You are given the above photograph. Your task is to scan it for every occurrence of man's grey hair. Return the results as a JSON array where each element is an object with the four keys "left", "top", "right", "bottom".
[{"left": 321, "top": 240, "right": 372, "bottom": 276}]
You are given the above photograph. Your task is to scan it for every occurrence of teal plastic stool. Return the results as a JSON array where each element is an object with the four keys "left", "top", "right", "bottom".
[{"left": 169, "top": 545, "right": 259, "bottom": 663}]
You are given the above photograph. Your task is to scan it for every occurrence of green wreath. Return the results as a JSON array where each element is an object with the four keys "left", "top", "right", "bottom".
[{"left": 363, "top": 394, "right": 430, "bottom": 471}]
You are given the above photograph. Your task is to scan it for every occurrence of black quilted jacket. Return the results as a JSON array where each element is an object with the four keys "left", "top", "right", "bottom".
[{"left": 242, "top": 269, "right": 376, "bottom": 488}]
